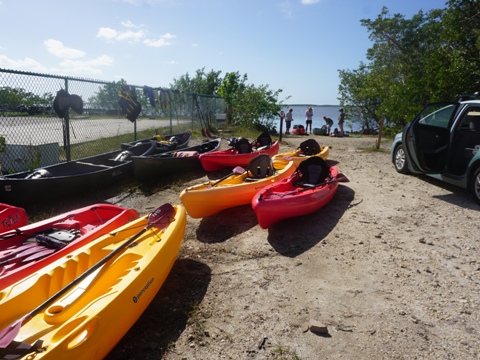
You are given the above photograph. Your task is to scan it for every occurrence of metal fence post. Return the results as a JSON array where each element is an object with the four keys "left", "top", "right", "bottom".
[{"left": 64, "top": 78, "right": 71, "bottom": 161}]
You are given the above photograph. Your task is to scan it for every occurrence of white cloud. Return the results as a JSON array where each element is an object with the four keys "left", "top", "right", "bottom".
[
  {"left": 301, "top": 0, "right": 321, "bottom": 4},
  {"left": 0, "top": 55, "right": 48, "bottom": 72},
  {"left": 121, "top": 20, "right": 136, "bottom": 28},
  {"left": 163, "top": 33, "right": 176, "bottom": 39},
  {"left": 143, "top": 33, "right": 176, "bottom": 47},
  {"left": 97, "top": 26, "right": 145, "bottom": 42},
  {"left": 97, "top": 21, "right": 176, "bottom": 48},
  {"left": 58, "top": 55, "right": 115, "bottom": 75},
  {"left": 0, "top": 51, "right": 114, "bottom": 76},
  {"left": 44, "top": 39, "right": 85, "bottom": 59},
  {"left": 116, "top": 30, "right": 145, "bottom": 41},
  {"left": 97, "top": 27, "right": 119, "bottom": 40}
]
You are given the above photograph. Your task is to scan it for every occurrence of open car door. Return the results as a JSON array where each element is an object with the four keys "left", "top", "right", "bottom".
[{"left": 404, "top": 102, "right": 457, "bottom": 173}]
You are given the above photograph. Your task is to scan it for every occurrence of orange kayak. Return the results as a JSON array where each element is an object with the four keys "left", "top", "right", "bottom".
[{"left": 181, "top": 156, "right": 295, "bottom": 218}]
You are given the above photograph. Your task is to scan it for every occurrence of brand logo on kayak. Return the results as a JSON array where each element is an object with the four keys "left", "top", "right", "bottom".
[
  {"left": 1, "top": 214, "right": 21, "bottom": 229},
  {"left": 133, "top": 277, "right": 154, "bottom": 303}
]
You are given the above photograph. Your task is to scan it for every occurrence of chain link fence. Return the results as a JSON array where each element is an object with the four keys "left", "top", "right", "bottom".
[{"left": 0, "top": 68, "right": 225, "bottom": 174}]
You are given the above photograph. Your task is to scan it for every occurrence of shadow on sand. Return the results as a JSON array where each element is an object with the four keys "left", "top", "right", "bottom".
[
  {"left": 105, "top": 258, "right": 211, "bottom": 360},
  {"left": 266, "top": 184, "right": 355, "bottom": 257}
]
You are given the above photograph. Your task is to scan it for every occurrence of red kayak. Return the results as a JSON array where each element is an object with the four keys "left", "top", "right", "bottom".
[
  {"left": 0, "top": 203, "right": 139, "bottom": 290},
  {"left": 0, "top": 203, "right": 28, "bottom": 233},
  {"left": 292, "top": 124, "right": 306, "bottom": 135},
  {"left": 199, "top": 132, "right": 280, "bottom": 171},
  {"left": 252, "top": 157, "right": 349, "bottom": 229}
]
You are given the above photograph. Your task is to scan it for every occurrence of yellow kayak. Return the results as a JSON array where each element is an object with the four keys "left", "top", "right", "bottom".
[
  {"left": 180, "top": 155, "right": 295, "bottom": 218},
  {"left": 272, "top": 139, "right": 329, "bottom": 167},
  {"left": 0, "top": 204, "right": 186, "bottom": 360}
]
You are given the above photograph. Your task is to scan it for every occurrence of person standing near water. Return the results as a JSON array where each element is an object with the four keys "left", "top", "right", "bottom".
[
  {"left": 322, "top": 115, "right": 334, "bottom": 135},
  {"left": 305, "top": 107, "right": 313, "bottom": 134},
  {"left": 338, "top": 108, "right": 345, "bottom": 136},
  {"left": 285, "top": 108, "right": 293, "bottom": 134}
]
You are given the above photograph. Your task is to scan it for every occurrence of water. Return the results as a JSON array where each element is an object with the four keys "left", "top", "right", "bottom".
[{"left": 272, "top": 104, "right": 356, "bottom": 133}]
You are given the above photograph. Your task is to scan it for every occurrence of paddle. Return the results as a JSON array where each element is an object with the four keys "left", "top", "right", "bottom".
[
  {"left": 205, "top": 128, "right": 215, "bottom": 139},
  {"left": 294, "top": 173, "right": 350, "bottom": 192},
  {"left": 0, "top": 245, "right": 54, "bottom": 267},
  {"left": 0, "top": 203, "right": 175, "bottom": 349},
  {"left": 208, "top": 166, "right": 245, "bottom": 188}
]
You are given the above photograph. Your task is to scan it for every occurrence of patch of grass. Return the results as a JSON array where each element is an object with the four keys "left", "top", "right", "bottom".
[
  {"left": 361, "top": 145, "right": 391, "bottom": 153},
  {"left": 69, "top": 123, "right": 193, "bottom": 159},
  {"left": 28, "top": 209, "right": 57, "bottom": 224},
  {"left": 161, "top": 341, "right": 176, "bottom": 353},
  {"left": 185, "top": 303, "right": 212, "bottom": 344},
  {"left": 271, "top": 345, "right": 302, "bottom": 359}
]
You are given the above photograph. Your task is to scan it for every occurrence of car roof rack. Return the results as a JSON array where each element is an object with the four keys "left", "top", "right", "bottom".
[{"left": 457, "top": 92, "right": 480, "bottom": 102}]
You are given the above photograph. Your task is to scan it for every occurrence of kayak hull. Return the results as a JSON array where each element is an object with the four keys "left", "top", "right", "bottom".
[
  {"left": 252, "top": 166, "right": 340, "bottom": 229},
  {"left": 198, "top": 141, "right": 280, "bottom": 171},
  {"left": 180, "top": 159, "right": 295, "bottom": 218},
  {"left": 0, "top": 142, "right": 157, "bottom": 207},
  {"left": 0, "top": 203, "right": 139, "bottom": 290},
  {"left": 0, "top": 205, "right": 186, "bottom": 360},
  {"left": 132, "top": 138, "right": 221, "bottom": 180},
  {"left": 121, "top": 131, "right": 192, "bottom": 153}
]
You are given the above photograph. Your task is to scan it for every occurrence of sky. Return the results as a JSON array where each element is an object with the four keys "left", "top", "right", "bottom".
[{"left": 0, "top": 0, "right": 448, "bottom": 105}]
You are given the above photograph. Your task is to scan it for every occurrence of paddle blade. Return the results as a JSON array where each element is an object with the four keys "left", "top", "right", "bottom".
[
  {"left": 335, "top": 173, "right": 350, "bottom": 183},
  {"left": 232, "top": 166, "right": 245, "bottom": 174},
  {"left": 147, "top": 203, "right": 175, "bottom": 229},
  {"left": 208, "top": 166, "right": 245, "bottom": 188},
  {"left": 23, "top": 248, "right": 56, "bottom": 263},
  {"left": 0, "top": 318, "right": 28, "bottom": 348}
]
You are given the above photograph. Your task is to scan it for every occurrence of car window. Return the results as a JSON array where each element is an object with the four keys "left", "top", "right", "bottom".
[
  {"left": 459, "top": 108, "right": 480, "bottom": 130},
  {"left": 418, "top": 104, "right": 455, "bottom": 128}
]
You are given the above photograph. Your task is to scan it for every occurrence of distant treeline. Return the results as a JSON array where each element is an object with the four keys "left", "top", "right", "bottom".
[{"left": 285, "top": 104, "right": 340, "bottom": 107}]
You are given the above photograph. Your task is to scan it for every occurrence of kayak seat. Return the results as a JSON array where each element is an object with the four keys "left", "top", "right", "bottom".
[
  {"left": 113, "top": 150, "right": 133, "bottom": 162},
  {"left": 254, "top": 132, "right": 272, "bottom": 148},
  {"left": 200, "top": 143, "right": 214, "bottom": 153},
  {"left": 297, "top": 157, "right": 329, "bottom": 185},
  {"left": 174, "top": 151, "right": 199, "bottom": 157},
  {"left": 80, "top": 224, "right": 97, "bottom": 235},
  {"left": 235, "top": 138, "right": 252, "bottom": 154},
  {"left": 299, "top": 139, "right": 321, "bottom": 155},
  {"left": 52, "top": 219, "right": 81, "bottom": 230},
  {"left": 247, "top": 154, "right": 274, "bottom": 179},
  {"left": 181, "top": 131, "right": 192, "bottom": 143},
  {"left": 25, "top": 169, "right": 52, "bottom": 179}
]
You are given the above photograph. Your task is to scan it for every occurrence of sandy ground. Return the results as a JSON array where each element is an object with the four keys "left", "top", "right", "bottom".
[{"left": 97, "top": 134, "right": 479, "bottom": 360}]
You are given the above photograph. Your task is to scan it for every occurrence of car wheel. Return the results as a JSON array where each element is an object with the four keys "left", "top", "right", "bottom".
[
  {"left": 393, "top": 144, "right": 410, "bottom": 174},
  {"left": 469, "top": 167, "right": 480, "bottom": 205}
]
